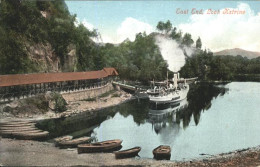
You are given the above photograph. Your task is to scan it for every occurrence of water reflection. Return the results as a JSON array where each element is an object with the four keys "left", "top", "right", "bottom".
[
  {"left": 36, "top": 108, "right": 118, "bottom": 139},
  {"left": 148, "top": 99, "right": 188, "bottom": 134},
  {"left": 37, "top": 83, "right": 228, "bottom": 140},
  {"left": 178, "top": 83, "right": 228, "bottom": 128},
  {"left": 116, "top": 83, "right": 229, "bottom": 131},
  {"left": 146, "top": 83, "right": 228, "bottom": 133},
  {"left": 35, "top": 82, "right": 260, "bottom": 161},
  {"left": 117, "top": 99, "right": 150, "bottom": 125}
]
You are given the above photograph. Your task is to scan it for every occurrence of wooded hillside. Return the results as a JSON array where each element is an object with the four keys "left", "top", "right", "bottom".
[{"left": 0, "top": 0, "right": 259, "bottom": 82}]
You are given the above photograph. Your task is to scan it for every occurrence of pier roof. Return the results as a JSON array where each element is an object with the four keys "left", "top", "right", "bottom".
[
  {"left": 0, "top": 68, "right": 118, "bottom": 87},
  {"left": 103, "top": 67, "right": 119, "bottom": 76}
]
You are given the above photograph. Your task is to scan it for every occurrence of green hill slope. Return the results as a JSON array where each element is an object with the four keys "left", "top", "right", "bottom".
[
  {"left": 214, "top": 48, "right": 260, "bottom": 59},
  {"left": 0, "top": 0, "right": 97, "bottom": 75}
]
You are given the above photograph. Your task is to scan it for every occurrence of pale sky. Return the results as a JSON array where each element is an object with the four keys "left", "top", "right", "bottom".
[{"left": 66, "top": 1, "right": 260, "bottom": 52}]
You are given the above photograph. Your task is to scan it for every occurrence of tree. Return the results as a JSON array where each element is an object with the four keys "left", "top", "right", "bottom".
[
  {"left": 156, "top": 20, "right": 172, "bottom": 34},
  {"left": 209, "top": 57, "right": 232, "bottom": 80},
  {"left": 74, "top": 24, "right": 98, "bottom": 71},
  {"left": 156, "top": 21, "right": 164, "bottom": 32},
  {"left": 164, "top": 20, "right": 172, "bottom": 34},
  {"left": 36, "top": 1, "right": 50, "bottom": 11},
  {"left": 181, "top": 33, "right": 194, "bottom": 47},
  {"left": 99, "top": 32, "right": 168, "bottom": 82},
  {"left": 170, "top": 28, "right": 182, "bottom": 42},
  {"left": 196, "top": 37, "right": 202, "bottom": 49}
]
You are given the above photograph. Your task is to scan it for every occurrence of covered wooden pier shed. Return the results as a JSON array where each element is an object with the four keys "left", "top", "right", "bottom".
[{"left": 0, "top": 68, "right": 118, "bottom": 101}]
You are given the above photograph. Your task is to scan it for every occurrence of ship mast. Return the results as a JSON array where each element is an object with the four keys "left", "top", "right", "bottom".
[{"left": 166, "top": 70, "right": 168, "bottom": 89}]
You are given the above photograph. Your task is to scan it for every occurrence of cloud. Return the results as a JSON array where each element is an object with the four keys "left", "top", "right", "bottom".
[
  {"left": 101, "top": 35, "right": 115, "bottom": 44},
  {"left": 74, "top": 17, "right": 95, "bottom": 31},
  {"left": 75, "top": 17, "right": 154, "bottom": 44},
  {"left": 178, "top": 3, "right": 260, "bottom": 52},
  {"left": 74, "top": 17, "right": 80, "bottom": 27},
  {"left": 74, "top": 18, "right": 100, "bottom": 42},
  {"left": 116, "top": 17, "right": 155, "bottom": 43},
  {"left": 82, "top": 19, "right": 95, "bottom": 31}
]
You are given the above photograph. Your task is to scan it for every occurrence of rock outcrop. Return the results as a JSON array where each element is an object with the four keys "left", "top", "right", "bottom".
[
  {"left": 0, "top": 92, "right": 67, "bottom": 118},
  {"left": 25, "top": 42, "right": 77, "bottom": 73}
]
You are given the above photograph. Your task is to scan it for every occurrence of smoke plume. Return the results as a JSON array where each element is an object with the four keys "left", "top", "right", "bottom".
[{"left": 155, "top": 35, "right": 187, "bottom": 72}]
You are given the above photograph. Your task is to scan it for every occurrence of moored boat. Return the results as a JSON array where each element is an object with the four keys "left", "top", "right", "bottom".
[
  {"left": 147, "top": 73, "right": 189, "bottom": 104},
  {"left": 56, "top": 136, "right": 92, "bottom": 148},
  {"left": 153, "top": 145, "right": 171, "bottom": 160},
  {"left": 0, "top": 129, "right": 42, "bottom": 135},
  {"left": 77, "top": 139, "right": 122, "bottom": 154},
  {"left": 0, "top": 121, "right": 33, "bottom": 125},
  {"left": 0, "top": 122, "right": 36, "bottom": 127},
  {"left": 0, "top": 126, "right": 38, "bottom": 131},
  {"left": 114, "top": 147, "right": 141, "bottom": 159},
  {"left": 1, "top": 131, "right": 49, "bottom": 140},
  {"left": 54, "top": 135, "right": 73, "bottom": 145}
]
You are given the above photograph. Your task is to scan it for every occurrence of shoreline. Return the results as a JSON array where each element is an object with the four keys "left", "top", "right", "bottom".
[
  {"left": 1, "top": 88, "right": 260, "bottom": 166},
  {"left": 1, "top": 137, "right": 260, "bottom": 166},
  {"left": 0, "top": 89, "right": 133, "bottom": 122}
]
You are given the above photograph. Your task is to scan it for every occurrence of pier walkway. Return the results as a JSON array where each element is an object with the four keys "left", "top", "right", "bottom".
[{"left": 112, "top": 77, "right": 198, "bottom": 93}]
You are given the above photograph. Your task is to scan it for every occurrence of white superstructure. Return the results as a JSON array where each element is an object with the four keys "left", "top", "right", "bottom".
[{"left": 147, "top": 73, "right": 189, "bottom": 104}]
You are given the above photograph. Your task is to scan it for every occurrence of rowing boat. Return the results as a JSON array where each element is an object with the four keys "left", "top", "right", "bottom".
[
  {"left": 0, "top": 123, "right": 36, "bottom": 127},
  {"left": 114, "top": 147, "right": 141, "bottom": 159},
  {"left": 0, "top": 121, "right": 33, "bottom": 125},
  {"left": 153, "top": 145, "right": 171, "bottom": 160},
  {"left": 78, "top": 139, "right": 122, "bottom": 154},
  {"left": 54, "top": 135, "right": 73, "bottom": 144},
  {"left": 56, "top": 136, "right": 92, "bottom": 148},
  {"left": 1, "top": 131, "right": 49, "bottom": 140},
  {"left": 0, "top": 129, "right": 42, "bottom": 135}
]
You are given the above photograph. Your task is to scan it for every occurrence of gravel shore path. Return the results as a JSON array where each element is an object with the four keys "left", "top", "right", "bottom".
[
  {"left": 1, "top": 137, "right": 260, "bottom": 166},
  {"left": 0, "top": 138, "right": 175, "bottom": 166}
]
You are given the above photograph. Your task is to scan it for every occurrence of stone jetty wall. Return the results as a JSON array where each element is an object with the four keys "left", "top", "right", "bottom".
[{"left": 61, "top": 83, "right": 114, "bottom": 102}]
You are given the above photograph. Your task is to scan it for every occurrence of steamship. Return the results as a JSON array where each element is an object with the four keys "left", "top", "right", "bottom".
[{"left": 147, "top": 73, "right": 189, "bottom": 104}]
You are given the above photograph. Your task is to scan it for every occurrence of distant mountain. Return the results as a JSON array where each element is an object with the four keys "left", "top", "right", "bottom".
[{"left": 214, "top": 48, "right": 260, "bottom": 59}]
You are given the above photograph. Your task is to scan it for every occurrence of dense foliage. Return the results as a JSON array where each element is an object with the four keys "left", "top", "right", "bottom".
[
  {"left": 180, "top": 50, "right": 260, "bottom": 81},
  {"left": 0, "top": 0, "right": 167, "bottom": 82},
  {"left": 156, "top": 20, "right": 172, "bottom": 34},
  {"left": 0, "top": 1, "right": 37, "bottom": 74},
  {"left": 0, "top": 0, "right": 259, "bottom": 82},
  {"left": 0, "top": 0, "right": 97, "bottom": 74},
  {"left": 195, "top": 37, "right": 202, "bottom": 49},
  {"left": 51, "top": 92, "right": 67, "bottom": 113},
  {"left": 100, "top": 33, "right": 168, "bottom": 82}
]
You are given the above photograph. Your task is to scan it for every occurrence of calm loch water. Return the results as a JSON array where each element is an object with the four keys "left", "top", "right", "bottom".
[{"left": 39, "top": 82, "right": 260, "bottom": 161}]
